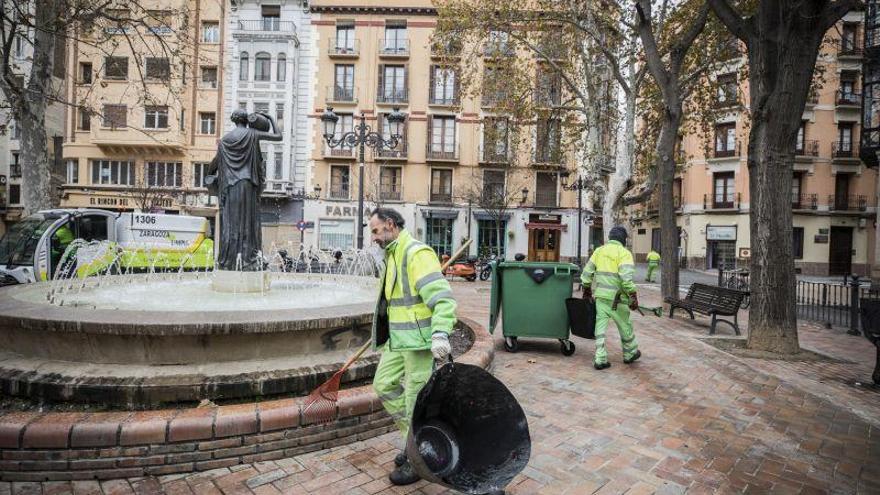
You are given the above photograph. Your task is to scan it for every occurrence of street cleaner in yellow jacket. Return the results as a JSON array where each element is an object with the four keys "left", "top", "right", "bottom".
[
  {"left": 369, "top": 207, "right": 457, "bottom": 486},
  {"left": 581, "top": 226, "right": 642, "bottom": 369}
]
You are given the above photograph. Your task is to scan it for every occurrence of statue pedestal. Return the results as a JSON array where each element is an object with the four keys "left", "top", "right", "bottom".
[{"left": 212, "top": 270, "right": 271, "bottom": 293}]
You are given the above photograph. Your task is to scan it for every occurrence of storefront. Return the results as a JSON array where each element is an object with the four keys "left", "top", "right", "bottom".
[
  {"left": 706, "top": 225, "right": 737, "bottom": 269},
  {"left": 525, "top": 213, "right": 566, "bottom": 262}
]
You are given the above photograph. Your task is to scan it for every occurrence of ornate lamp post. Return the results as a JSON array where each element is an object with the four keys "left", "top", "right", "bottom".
[
  {"left": 561, "top": 171, "right": 590, "bottom": 266},
  {"left": 321, "top": 107, "right": 406, "bottom": 249}
]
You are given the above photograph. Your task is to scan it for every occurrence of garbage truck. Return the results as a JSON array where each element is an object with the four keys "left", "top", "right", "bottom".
[{"left": 0, "top": 208, "right": 214, "bottom": 284}]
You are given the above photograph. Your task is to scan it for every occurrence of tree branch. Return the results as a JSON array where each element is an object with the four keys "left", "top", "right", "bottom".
[
  {"left": 821, "top": 0, "right": 866, "bottom": 32},
  {"left": 707, "top": 0, "right": 754, "bottom": 41}
]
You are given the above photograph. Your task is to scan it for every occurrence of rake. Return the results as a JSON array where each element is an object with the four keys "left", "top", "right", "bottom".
[{"left": 301, "top": 239, "right": 474, "bottom": 424}]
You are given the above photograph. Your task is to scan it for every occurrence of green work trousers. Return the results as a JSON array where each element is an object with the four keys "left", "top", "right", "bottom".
[
  {"left": 372, "top": 344, "right": 434, "bottom": 438},
  {"left": 594, "top": 298, "right": 639, "bottom": 365},
  {"left": 646, "top": 262, "right": 659, "bottom": 282}
]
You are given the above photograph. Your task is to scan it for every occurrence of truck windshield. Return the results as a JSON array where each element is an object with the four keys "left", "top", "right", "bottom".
[{"left": 0, "top": 215, "right": 58, "bottom": 267}]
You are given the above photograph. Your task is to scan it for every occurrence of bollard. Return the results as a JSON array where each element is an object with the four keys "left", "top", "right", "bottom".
[
  {"left": 849, "top": 274, "right": 862, "bottom": 336},
  {"left": 718, "top": 267, "right": 723, "bottom": 286}
]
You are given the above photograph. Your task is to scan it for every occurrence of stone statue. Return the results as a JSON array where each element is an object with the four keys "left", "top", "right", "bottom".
[{"left": 207, "top": 110, "right": 282, "bottom": 271}]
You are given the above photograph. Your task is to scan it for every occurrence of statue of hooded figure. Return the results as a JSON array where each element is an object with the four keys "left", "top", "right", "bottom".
[{"left": 207, "top": 109, "right": 283, "bottom": 271}]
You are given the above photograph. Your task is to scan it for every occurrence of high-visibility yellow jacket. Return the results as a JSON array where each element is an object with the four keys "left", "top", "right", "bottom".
[
  {"left": 647, "top": 250, "right": 661, "bottom": 265},
  {"left": 581, "top": 240, "right": 637, "bottom": 302},
  {"left": 372, "top": 229, "right": 457, "bottom": 351}
]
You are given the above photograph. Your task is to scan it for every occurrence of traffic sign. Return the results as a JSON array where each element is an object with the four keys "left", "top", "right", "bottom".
[{"left": 296, "top": 220, "right": 315, "bottom": 231}]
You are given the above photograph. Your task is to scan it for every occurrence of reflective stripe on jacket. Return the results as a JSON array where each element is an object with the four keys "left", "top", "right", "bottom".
[
  {"left": 647, "top": 251, "right": 661, "bottom": 265},
  {"left": 581, "top": 240, "right": 637, "bottom": 302},
  {"left": 372, "top": 229, "right": 457, "bottom": 351}
]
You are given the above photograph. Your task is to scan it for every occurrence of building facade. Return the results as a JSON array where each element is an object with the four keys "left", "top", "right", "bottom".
[
  {"left": 630, "top": 9, "right": 878, "bottom": 277},
  {"left": 304, "top": 0, "right": 590, "bottom": 262},
  {"left": 61, "top": 1, "right": 224, "bottom": 224},
  {"left": 223, "top": 0, "right": 315, "bottom": 251}
]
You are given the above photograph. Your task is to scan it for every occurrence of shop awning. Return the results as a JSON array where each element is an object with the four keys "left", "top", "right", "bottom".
[{"left": 525, "top": 222, "right": 568, "bottom": 231}]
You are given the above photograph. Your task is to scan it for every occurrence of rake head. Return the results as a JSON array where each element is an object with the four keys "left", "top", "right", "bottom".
[{"left": 301, "top": 369, "right": 344, "bottom": 424}]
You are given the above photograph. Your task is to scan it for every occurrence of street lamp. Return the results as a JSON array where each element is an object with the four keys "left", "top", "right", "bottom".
[
  {"left": 520, "top": 187, "right": 529, "bottom": 204},
  {"left": 321, "top": 107, "right": 406, "bottom": 249},
  {"left": 561, "top": 171, "right": 590, "bottom": 266}
]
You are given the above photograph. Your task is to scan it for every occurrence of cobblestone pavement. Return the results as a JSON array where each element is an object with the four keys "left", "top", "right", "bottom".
[{"left": 3, "top": 281, "right": 879, "bottom": 494}]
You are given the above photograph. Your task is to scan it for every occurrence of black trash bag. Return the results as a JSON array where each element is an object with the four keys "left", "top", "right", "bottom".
[
  {"left": 566, "top": 297, "right": 596, "bottom": 339},
  {"left": 405, "top": 361, "right": 530, "bottom": 494}
]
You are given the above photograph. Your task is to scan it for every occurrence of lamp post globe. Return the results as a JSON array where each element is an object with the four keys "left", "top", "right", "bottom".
[{"left": 321, "top": 108, "right": 339, "bottom": 140}]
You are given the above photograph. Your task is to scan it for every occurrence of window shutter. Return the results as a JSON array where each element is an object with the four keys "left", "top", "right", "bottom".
[
  {"left": 453, "top": 69, "right": 460, "bottom": 104},
  {"left": 377, "top": 64, "right": 384, "bottom": 100},
  {"left": 427, "top": 116, "right": 434, "bottom": 154},
  {"left": 429, "top": 65, "right": 436, "bottom": 102},
  {"left": 403, "top": 65, "right": 409, "bottom": 101}
]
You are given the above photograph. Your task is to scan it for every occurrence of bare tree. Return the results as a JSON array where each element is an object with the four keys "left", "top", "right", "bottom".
[
  {"left": 458, "top": 167, "right": 529, "bottom": 258},
  {"left": 130, "top": 168, "right": 180, "bottom": 213},
  {"left": 708, "top": 0, "right": 864, "bottom": 354}
]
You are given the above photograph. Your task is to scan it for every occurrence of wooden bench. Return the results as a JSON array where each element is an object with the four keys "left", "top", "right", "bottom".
[{"left": 665, "top": 283, "right": 746, "bottom": 335}]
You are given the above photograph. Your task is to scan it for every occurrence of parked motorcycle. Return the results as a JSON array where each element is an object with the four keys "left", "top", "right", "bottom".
[
  {"left": 476, "top": 253, "right": 498, "bottom": 281},
  {"left": 441, "top": 254, "right": 478, "bottom": 282}
]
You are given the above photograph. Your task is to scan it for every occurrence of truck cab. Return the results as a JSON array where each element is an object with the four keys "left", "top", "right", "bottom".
[{"left": 0, "top": 209, "right": 117, "bottom": 284}]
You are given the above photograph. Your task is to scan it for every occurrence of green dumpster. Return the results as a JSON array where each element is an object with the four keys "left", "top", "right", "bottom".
[{"left": 489, "top": 261, "right": 580, "bottom": 355}]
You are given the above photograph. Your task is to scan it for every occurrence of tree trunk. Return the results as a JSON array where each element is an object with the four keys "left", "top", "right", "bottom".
[
  {"left": 657, "top": 110, "right": 681, "bottom": 303},
  {"left": 605, "top": 77, "right": 639, "bottom": 240}
]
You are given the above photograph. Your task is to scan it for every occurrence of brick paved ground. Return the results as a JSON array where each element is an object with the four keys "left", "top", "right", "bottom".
[{"left": 2, "top": 281, "right": 879, "bottom": 494}]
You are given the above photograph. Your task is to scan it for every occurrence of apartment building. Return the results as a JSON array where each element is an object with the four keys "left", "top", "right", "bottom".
[
  {"left": 304, "top": 0, "right": 590, "bottom": 261},
  {"left": 630, "top": 9, "right": 877, "bottom": 277},
  {"left": 222, "top": 0, "right": 315, "bottom": 250},
  {"left": 61, "top": 2, "right": 224, "bottom": 222}
]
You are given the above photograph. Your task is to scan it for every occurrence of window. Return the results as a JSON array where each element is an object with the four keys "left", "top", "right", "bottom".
[
  {"left": 90, "top": 160, "right": 134, "bottom": 186},
  {"left": 483, "top": 170, "right": 505, "bottom": 200},
  {"left": 11, "top": 120, "right": 19, "bottom": 140},
  {"left": 10, "top": 153, "right": 20, "bottom": 177},
  {"left": 145, "top": 57, "right": 170, "bottom": 80},
  {"left": 255, "top": 52, "right": 271, "bottom": 81},
  {"left": 180, "top": 108, "right": 186, "bottom": 131},
  {"left": 102, "top": 104, "right": 127, "bottom": 128},
  {"left": 714, "top": 124, "right": 736, "bottom": 157},
  {"left": 200, "top": 112, "right": 216, "bottom": 134},
  {"left": 254, "top": 102, "right": 269, "bottom": 115},
  {"left": 717, "top": 73, "right": 737, "bottom": 105},
  {"left": 838, "top": 124, "right": 854, "bottom": 155},
  {"left": 14, "top": 34, "right": 24, "bottom": 58},
  {"left": 146, "top": 10, "right": 173, "bottom": 35},
  {"left": 429, "top": 116, "right": 456, "bottom": 158},
  {"left": 792, "top": 172, "right": 803, "bottom": 208},
  {"left": 193, "top": 162, "right": 210, "bottom": 188},
  {"left": 330, "top": 114, "right": 354, "bottom": 155},
  {"left": 793, "top": 227, "right": 804, "bottom": 259},
  {"left": 201, "top": 66, "right": 217, "bottom": 88},
  {"left": 673, "top": 178, "right": 682, "bottom": 208},
  {"left": 380, "top": 167, "right": 402, "bottom": 201},
  {"left": 486, "top": 30, "right": 510, "bottom": 56},
  {"left": 319, "top": 219, "right": 354, "bottom": 250},
  {"left": 66, "top": 160, "right": 79, "bottom": 184},
  {"left": 80, "top": 62, "right": 92, "bottom": 84},
  {"left": 536, "top": 66, "right": 561, "bottom": 106},
  {"left": 8, "top": 184, "right": 20, "bottom": 205},
  {"left": 275, "top": 104, "right": 284, "bottom": 131},
  {"left": 536, "top": 118, "right": 561, "bottom": 163},
  {"left": 336, "top": 23, "right": 355, "bottom": 51},
  {"left": 239, "top": 52, "right": 249, "bottom": 81},
  {"left": 277, "top": 54, "right": 286, "bottom": 82},
  {"left": 430, "top": 168, "right": 453, "bottom": 203},
  {"left": 482, "top": 117, "right": 509, "bottom": 161},
  {"left": 378, "top": 65, "right": 407, "bottom": 102},
  {"left": 261, "top": 5, "right": 281, "bottom": 31},
  {"left": 146, "top": 161, "right": 182, "bottom": 187},
  {"left": 535, "top": 172, "right": 558, "bottom": 207},
  {"left": 383, "top": 23, "right": 407, "bottom": 54},
  {"left": 377, "top": 113, "right": 407, "bottom": 158},
  {"left": 104, "top": 56, "right": 128, "bottom": 80},
  {"left": 77, "top": 107, "right": 91, "bottom": 131},
  {"left": 478, "top": 219, "right": 506, "bottom": 258},
  {"left": 796, "top": 121, "right": 806, "bottom": 152},
  {"left": 274, "top": 153, "right": 283, "bottom": 180},
  {"left": 430, "top": 65, "right": 456, "bottom": 105},
  {"left": 330, "top": 165, "right": 350, "bottom": 199},
  {"left": 201, "top": 22, "right": 219, "bottom": 43},
  {"left": 425, "top": 217, "right": 454, "bottom": 257},
  {"left": 334, "top": 64, "right": 355, "bottom": 100},
  {"left": 842, "top": 23, "right": 858, "bottom": 53},
  {"left": 144, "top": 106, "right": 169, "bottom": 129},
  {"left": 713, "top": 172, "right": 735, "bottom": 208},
  {"left": 482, "top": 66, "right": 509, "bottom": 105}
]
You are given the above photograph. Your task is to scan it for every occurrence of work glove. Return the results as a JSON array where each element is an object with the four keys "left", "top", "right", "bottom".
[
  {"left": 582, "top": 286, "right": 593, "bottom": 301},
  {"left": 628, "top": 292, "right": 640, "bottom": 311},
  {"left": 431, "top": 332, "right": 452, "bottom": 361}
]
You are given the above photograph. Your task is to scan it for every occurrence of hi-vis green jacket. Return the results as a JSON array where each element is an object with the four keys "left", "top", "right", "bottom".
[
  {"left": 647, "top": 250, "right": 661, "bottom": 264},
  {"left": 581, "top": 240, "right": 637, "bottom": 302},
  {"left": 372, "top": 229, "right": 457, "bottom": 351}
]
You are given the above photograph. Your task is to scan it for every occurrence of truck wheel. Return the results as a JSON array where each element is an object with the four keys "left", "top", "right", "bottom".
[
  {"left": 503, "top": 336, "right": 518, "bottom": 353},
  {"left": 560, "top": 340, "right": 575, "bottom": 356}
]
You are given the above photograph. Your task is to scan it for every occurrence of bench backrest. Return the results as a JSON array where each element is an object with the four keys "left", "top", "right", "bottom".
[{"left": 685, "top": 283, "right": 745, "bottom": 312}]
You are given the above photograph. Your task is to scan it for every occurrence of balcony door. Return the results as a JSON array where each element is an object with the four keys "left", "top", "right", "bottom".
[{"left": 829, "top": 227, "right": 853, "bottom": 276}]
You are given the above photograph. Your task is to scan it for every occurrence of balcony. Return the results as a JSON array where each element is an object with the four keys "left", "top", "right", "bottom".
[
  {"left": 379, "top": 40, "right": 409, "bottom": 58},
  {"left": 704, "top": 193, "right": 741, "bottom": 211},
  {"left": 380, "top": 190, "right": 402, "bottom": 202},
  {"left": 532, "top": 146, "right": 563, "bottom": 167},
  {"left": 534, "top": 90, "right": 562, "bottom": 108},
  {"left": 377, "top": 88, "right": 408, "bottom": 105},
  {"left": 326, "top": 86, "right": 357, "bottom": 105},
  {"left": 325, "top": 146, "right": 355, "bottom": 159},
  {"left": 836, "top": 90, "right": 861, "bottom": 107},
  {"left": 480, "top": 144, "right": 510, "bottom": 164},
  {"left": 9, "top": 164, "right": 21, "bottom": 178},
  {"left": 481, "top": 93, "right": 509, "bottom": 108},
  {"left": 535, "top": 192, "right": 558, "bottom": 208},
  {"left": 832, "top": 141, "right": 858, "bottom": 159},
  {"left": 426, "top": 144, "right": 459, "bottom": 162},
  {"left": 483, "top": 44, "right": 515, "bottom": 59},
  {"left": 792, "top": 193, "right": 818, "bottom": 210},
  {"left": 91, "top": 127, "right": 186, "bottom": 153},
  {"left": 839, "top": 43, "right": 863, "bottom": 59},
  {"left": 328, "top": 39, "right": 359, "bottom": 58},
  {"left": 237, "top": 20, "right": 296, "bottom": 34},
  {"left": 430, "top": 192, "right": 453, "bottom": 204},
  {"left": 711, "top": 143, "right": 739, "bottom": 159},
  {"left": 828, "top": 195, "right": 867, "bottom": 212},
  {"left": 429, "top": 89, "right": 458, "bottom": 107},
  {"left": 795, "top": 140, "right": 819, "bottom": 157},
  {"left": 376, "top": 141, "right": 408, "bottom": 160}
]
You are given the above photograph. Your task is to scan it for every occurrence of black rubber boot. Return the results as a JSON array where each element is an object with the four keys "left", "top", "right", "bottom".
[
  {"left": 624, "top": 350, "right": 642, "bottom": 364},
  {"left": 389, "top": 458, "right": 421, "bottom": 486},
  {"left": 394, "top": 452, "right": 406, "bottom": 467},
  {"left": 594, "top": 362, "right": 610, "bottom": 370}
]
